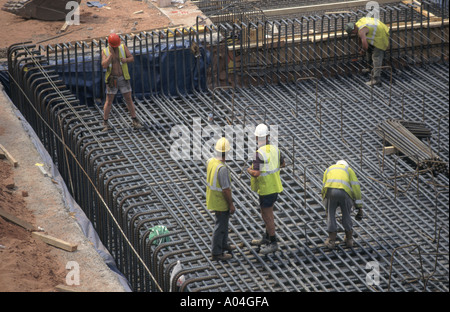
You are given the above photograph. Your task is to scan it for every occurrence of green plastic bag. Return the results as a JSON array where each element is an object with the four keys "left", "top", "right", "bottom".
[{"left": 148, "top": 225, "right": 171, "bottom": 246}]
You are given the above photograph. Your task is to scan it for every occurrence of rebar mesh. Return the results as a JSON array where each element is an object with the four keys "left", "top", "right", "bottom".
[{"left": 5, "top": 2, "right": 449, "bottom": 292}]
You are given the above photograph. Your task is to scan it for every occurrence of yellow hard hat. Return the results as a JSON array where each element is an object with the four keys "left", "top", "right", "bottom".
[{"left": 215, "top": 137, "right": 231, "bottom": 153}]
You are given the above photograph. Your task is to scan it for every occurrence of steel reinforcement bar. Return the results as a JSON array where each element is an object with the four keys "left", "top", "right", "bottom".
[{"left": 5, "top": 2, "right": 448, "bottom": 292}]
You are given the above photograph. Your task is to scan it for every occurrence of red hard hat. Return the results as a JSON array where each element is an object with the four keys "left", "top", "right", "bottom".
[{"left": 108, "top": 33, "right": 120, "bottom": 48}]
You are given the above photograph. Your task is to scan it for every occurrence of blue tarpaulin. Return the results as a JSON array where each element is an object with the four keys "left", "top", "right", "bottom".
[
  {"left": 0, "top": 63, "right": 10, "bottom": 95},
  {"left": 53, "top": 41, "right": 210, "bottom": 105}
]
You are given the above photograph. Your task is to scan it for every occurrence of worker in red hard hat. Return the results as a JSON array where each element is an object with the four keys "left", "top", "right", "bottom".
[{"left": 101, "top": 33, "right": 143, "bottom": 131}]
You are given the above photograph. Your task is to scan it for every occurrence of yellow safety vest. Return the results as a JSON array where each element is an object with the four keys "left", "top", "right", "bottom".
[
  {"left": 322, "top": 164, "right": 363, "bottom": 208},
  {"left": 103, "top": 43, "right": 131, "bottom": 83},
  {"left": 206, "top": 158, "right": 231, "bottom": 212},
  {"left": 356, "top": 17, "right": 390, "bottom": 51},
  {"left": 253, "top": 145, "right": 283, "bottom": 196}
]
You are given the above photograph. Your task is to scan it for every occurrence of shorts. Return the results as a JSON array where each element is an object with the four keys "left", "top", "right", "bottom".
[
  {"left": 106, "top": 76, "right": 132, "bottom": 95},
  {"left": 259, "top": 193, "right": 279, "bottom": 209}
]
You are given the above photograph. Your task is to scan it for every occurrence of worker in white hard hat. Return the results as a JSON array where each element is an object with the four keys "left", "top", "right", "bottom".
[
  {"left": 321, "top": 160, "right": 363, "bottom": 250},
  {"left": 247, "top": 124, "right": 285, "bottom": 255},
  {"left": 206, "top": 137, "right": 236, "bottom": 261}
]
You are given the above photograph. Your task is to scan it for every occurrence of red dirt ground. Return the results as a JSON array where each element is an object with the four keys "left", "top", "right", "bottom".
[
  {"left": 0, "top": 160, "right": 66, "bottom": 292},
  {"left": 0, "top": 0, "right": 173, "bottom": 53}
]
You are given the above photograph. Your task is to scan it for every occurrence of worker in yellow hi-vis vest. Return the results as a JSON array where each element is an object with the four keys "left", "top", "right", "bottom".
[
  {"left": 206, "top": 137, "right": 237, "bottom": 261},
  {"left": 345, "top": 17, "right": 390, "bottom": 87},
  {"left": 247, "top": 124, "right": 285, "bottom": 255},
  {"left": 101, "top": 33, "right": 143, "bottom": 131},
  {"left": 322, "top": 160, "right": 363, "bottom": 250}
]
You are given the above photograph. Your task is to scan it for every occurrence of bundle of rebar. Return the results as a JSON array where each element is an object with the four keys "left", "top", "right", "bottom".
[
  {"left": 399, "top": 120, "right": 432, "bottom": 140},
  {"left": 377, "top": 119, "right": 447, "bottom": 174}
]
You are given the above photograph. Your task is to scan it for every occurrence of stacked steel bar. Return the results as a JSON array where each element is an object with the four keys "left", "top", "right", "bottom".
[
  {"left": 400, "top": 120, "right": 432, "bottom": 139},
  {"left": 376, "top": 119, "right": 447, "bottom": 174}
]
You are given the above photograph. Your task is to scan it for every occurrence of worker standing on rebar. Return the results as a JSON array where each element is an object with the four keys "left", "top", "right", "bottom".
[
  {"left": 345, "top": 17, "right": 390, "bottom": 87},
  {"left": 206, "top": 137, "right": 237, "bottom": 261},
  {"left": 101, "top": 33, "right": 143, "bottom": 131},
  {"left": 247, "top": 124, "right": 285, "bottom": 255},
  {"left": 321, "top": 160, "right": 363, "bottom": 250}
]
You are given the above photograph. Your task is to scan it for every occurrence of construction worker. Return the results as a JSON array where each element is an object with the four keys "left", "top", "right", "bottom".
[
  {"left": 321, "top": 160, "right": 363, "bottom": 250},
  {"left": 247, "top": 124, "right": 285, "bottom": 255},
  {"left": 206, "top": 137, "right": 236, "bottom": 261},
  {"left": 101, "top": 33, "right": 143, "bottom": 131},
  {"left": 345, "top": 17, "right": 390, "bottom": 87}
]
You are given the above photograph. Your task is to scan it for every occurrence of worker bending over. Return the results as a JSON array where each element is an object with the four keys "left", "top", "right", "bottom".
[
  {"left": 346, "top": 17, "right": 390, "bottom": 87},
  {"left": 322, "top": 160, "right": 363, "bottom": 250}
]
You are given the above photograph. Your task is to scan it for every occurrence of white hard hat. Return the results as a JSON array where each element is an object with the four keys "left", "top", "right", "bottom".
[
  {"left": 336, "top": 160, "right": 349, "bottom": 167},
  {"left": 254, "top": 124, "right": 269, "bottom": 137},
  {"left": 215, "top": 137, "right": 231, "bottom": 153}
]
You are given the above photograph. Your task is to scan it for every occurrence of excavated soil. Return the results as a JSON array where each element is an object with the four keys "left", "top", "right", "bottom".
[
  {"left": 0, "top": 160, "right": 66, "bottom": 292},
  {"left": 0, "top": 0, "right": 204, "bottom": 57}
]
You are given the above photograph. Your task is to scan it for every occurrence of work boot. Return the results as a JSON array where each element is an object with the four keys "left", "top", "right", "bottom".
[
  {"left": 365, "top": 78, "right": 382, "bottom": 87},
  {"left": 102, "top": 120, "right": 111, "bottom": 132},
  {"left": 344, "top": 230, "right": 354, "bottom": 248},
  {"left": 224, "top": 244, "right": 236, "bottom": 252},
  {"left": 260, "top": 242, "right": 278, "bottom": 255},
  {"left": 324, "top": 232, "right": 337, "bottom": 250},
  {"left": 132, "top": 118, "right": 144, "bottom": 130},
  {"left": 212, "top": 253, "right": 232, "bottom": 261},
  {"left": 251, "top": 232, "right": 269, "bottom": 246}
]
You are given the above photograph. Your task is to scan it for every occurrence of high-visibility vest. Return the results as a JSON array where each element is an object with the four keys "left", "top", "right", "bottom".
[
  {"left": 322, "top": 164, "right": 363, "bottom": 208},
  {"left": 103, "top": 44, "right": 131, "bottom": 83},
  {"left": 356, "top": 17, "right": 390, "bottom": 51},
  {"left": 253, "top": 144, "right": 283, "bottom": 196},
  {"left": 206, "top": 157, "right": 230, "bottom": 212}
]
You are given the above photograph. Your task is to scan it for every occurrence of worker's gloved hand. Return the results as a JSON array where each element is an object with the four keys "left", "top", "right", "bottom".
[{"left": 355, "top": 207, "right": 363, "bottom": 221}]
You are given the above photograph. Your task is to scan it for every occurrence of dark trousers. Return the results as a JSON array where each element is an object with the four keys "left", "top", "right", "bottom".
[
  {"left": 211, "top": 211, "right": 230, "bottom": 256},
  {"left": 323, "top": 188, "right": 353, "bottom": 233}
]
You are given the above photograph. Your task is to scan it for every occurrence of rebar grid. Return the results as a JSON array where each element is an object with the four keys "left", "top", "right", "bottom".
[{"left": 6, "top": 2, "right": 449, "bottom": 292}]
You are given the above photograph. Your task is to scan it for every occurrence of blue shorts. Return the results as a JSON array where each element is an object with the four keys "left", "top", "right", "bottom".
[{"left": 259, "top": 193, "right": 279, "bottom": 209}]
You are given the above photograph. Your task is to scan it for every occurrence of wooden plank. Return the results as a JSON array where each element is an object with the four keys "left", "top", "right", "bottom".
[
  {"left": 32, "top": 232, "right": 78, "bottom": 252},
  {"left": 263, "top": 0, "right": 395, "bottom": 17},
  {"left": 0, "top": 208, "right": 36, "bottom": 231},
  {"left": 408, "top": 0, "right": 437, "bottom": 19},
  {"left": 60, "top": 21, "right": 70, "bottom": 33},
  {"left": 0, "top": 144, "right": 18, "bottom": 167},
  {"left": 230, "top": 19, "right": 448, "bottom": 50},
  {"left": 383, "top": 146, "right": 398, "bottom": 155}
]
